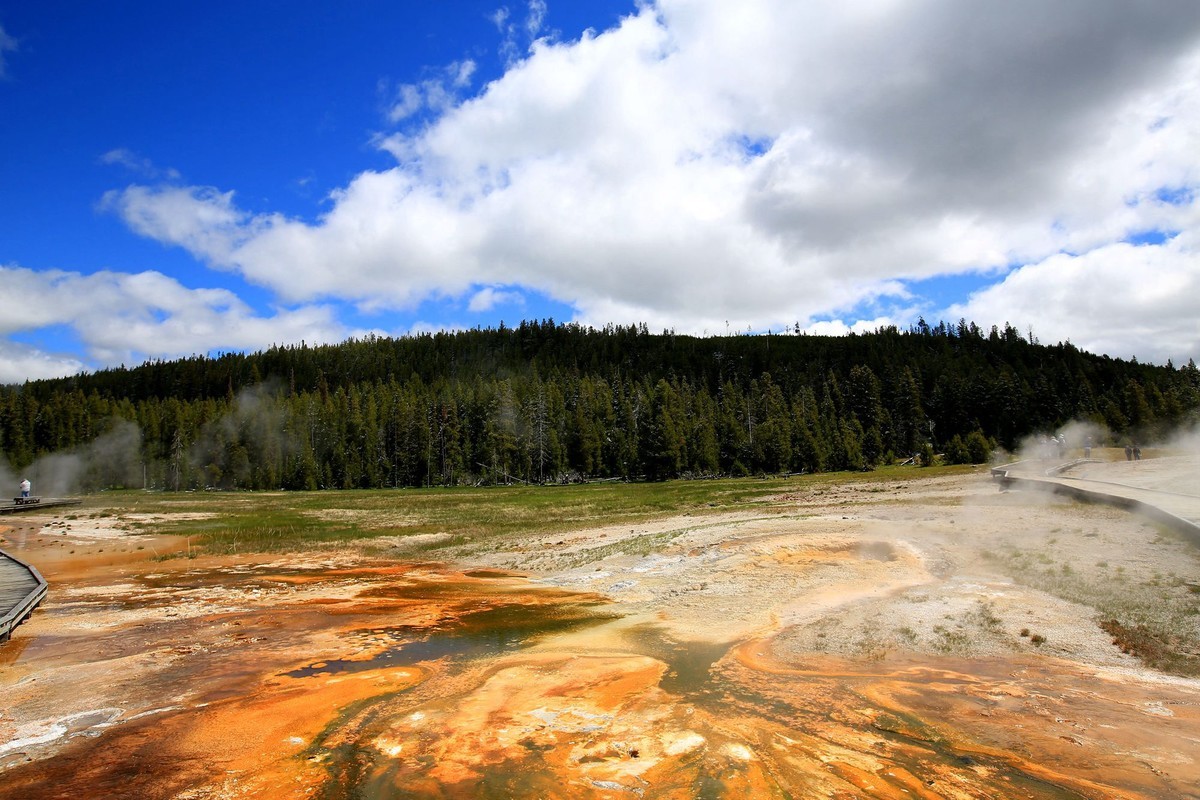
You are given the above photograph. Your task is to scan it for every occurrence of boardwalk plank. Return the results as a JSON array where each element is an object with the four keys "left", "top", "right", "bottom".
[{"left": 0, "top": 549, "right": 47, "bottom": 640}]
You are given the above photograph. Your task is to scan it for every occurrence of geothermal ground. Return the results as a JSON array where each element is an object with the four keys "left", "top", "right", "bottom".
[{"left": 2, "top": 454, "right": 1199, "bottom": 799}]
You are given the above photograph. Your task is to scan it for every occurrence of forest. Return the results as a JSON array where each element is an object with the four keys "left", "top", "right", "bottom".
[{"left": 1, "top": 320, "right": 1197, "bottom": 491}]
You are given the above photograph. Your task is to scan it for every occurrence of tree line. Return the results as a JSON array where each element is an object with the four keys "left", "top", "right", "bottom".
[{"left": 2, "top": 320, "right": 1197, "bottom": 491}]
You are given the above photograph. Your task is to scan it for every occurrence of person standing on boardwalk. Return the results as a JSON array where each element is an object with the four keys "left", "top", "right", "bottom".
[{"left": 19, "top": 478, "right": 31, "bottom": 498}]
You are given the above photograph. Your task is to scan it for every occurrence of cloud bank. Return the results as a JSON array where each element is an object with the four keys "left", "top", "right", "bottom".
[{"left": 0, "top": 265, "right": 347, "bottom": 383}]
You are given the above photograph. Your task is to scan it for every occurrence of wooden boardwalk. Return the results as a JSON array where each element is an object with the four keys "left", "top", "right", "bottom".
[
  {"left": 992, "top": 458, "right": 1200, "bottom": 545},
  {"left": 0, "top": 548, "right": 47, "bottom": 641},
  {"left": 0, "top": 498, "right": 82, "bottom": 515}
]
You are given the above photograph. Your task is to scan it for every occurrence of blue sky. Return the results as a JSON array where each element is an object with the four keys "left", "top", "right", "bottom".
[
  {"left": 1, "top": 1, "right": 595, "bottom": 359},
  {"left": 2, "top": 1, "right": 1199, "bottom": 382}
]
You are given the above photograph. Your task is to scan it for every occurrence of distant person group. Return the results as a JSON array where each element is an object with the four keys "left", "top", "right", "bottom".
[
  {"left": 1038, "top": 432, "right": 1105, "bottom": 461},
  {"left": 1037, "top": 434, "right": 1143, "bottom": 462},
  {"left": 1037, "top": 434, "right": 1068, "bottom": 459}
]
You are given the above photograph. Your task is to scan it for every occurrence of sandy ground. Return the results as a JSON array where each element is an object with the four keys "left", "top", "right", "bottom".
[{"left": 1, "top": 456, "right": 1199, "bottom": 798}]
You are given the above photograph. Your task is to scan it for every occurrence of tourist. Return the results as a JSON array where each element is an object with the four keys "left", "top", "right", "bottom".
[{"left": 19, "top": 478, "right": 31, "bottom": 498}]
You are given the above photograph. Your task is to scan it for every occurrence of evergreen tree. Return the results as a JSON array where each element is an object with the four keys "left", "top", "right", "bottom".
[
  {"left": 2, "top": 320, "right": 1193, "bottom": 488},
  {"left": 640, "top": 379, "right": 684, "bottom": 481}
]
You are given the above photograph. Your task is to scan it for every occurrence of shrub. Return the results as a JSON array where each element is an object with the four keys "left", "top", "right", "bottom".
[
  {"left": 944, "top": 434, "right": 970, "bottom": 464},
  {"left": 965, "top": 430, "right": 993, "bottom": 464}
]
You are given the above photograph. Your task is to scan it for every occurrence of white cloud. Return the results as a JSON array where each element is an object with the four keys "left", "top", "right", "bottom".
[
  {"left": 490, "top": 7, "right": 511, "bottom": 32},
  {"left": 101, "top": 148, "right": 153, "bottom": 172},
  {"left": 496, "top": 0, "right": 554, "bottom": 65},
  {"left": 99, "top": 149, "right": 181, "bottom": 181},
  {"left": 385, "top": 60, "right": 478, "bottom": 123},
  {"left": 0, "top": 341, "right": 86, "bottom": 385},
  {"left": 948, "top": 233, "right": 1200, "bottom": 365},
  {"left": 0, "top": 264, "right": 348, "bottom": 379},
  {"left": 468, "top": 286, "right": 525, "bottom": 312},
  {"left": 451, "top": 59, "right": 476, "bottom": 89},
  {"left": 103, "top": 0, "right": 1200, "bottom": 362},
  {"left": 387, "top": 84, "right": 424, "bottom": 122},
  {"left": 526, "top": 0, "right": 548, "bottom": 39},
  {"left": 803, "top": 317, "right": 903, "bottom": 338},
  {"left": 101, "top": 185, "right": 254, "bottom": 267},
  {"left": 0, "top": 23, "right": 17, "bottom": 79}
]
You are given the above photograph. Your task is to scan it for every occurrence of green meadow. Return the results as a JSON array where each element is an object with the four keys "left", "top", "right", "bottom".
[{"left": 67, "top": 464, "right": 966, "bottom": 556}]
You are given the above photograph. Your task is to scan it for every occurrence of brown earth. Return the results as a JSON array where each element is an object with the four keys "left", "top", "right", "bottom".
[{"left": 1, "top": 455, "right": 1199, "bottom": 798}]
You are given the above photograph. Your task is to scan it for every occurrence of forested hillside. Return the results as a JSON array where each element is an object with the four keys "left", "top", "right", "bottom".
[{"left": 2, "top": 320, "right": 1197, "bottom": 491}]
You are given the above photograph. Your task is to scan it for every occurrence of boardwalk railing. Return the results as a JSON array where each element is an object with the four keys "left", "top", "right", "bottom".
[
  {"left": 0, "top": 549, "right": 47, "bottom": 642},
  {"left": 991, "top": 461, "right": 1200, "bottom": 546}
]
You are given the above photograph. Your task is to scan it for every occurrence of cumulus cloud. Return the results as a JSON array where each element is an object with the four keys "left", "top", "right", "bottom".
[
  {"left": 101, "top": 184, "right": 258, "bottom": 267},
  {"left": 0, "top": 341, "right": 86, "bottom": 385},
  {"left": 102, "top": 0, "right": 1200, "bottom": 361},
  {"left": 0, "top": 265, "right": 348, "bottom": 381},
  {"left": 949, "top": 233, "right": 1200, "bottom": 364}
]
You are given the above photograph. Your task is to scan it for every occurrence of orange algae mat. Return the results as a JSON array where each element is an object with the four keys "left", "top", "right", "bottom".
[{"left": 2, "top": 556, "right": 1199, "bottom": 799}]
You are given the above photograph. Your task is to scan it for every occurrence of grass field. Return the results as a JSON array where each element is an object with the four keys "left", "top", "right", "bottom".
[{"left": 64, "top": 465, "right": 967, "bottom": 556}]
